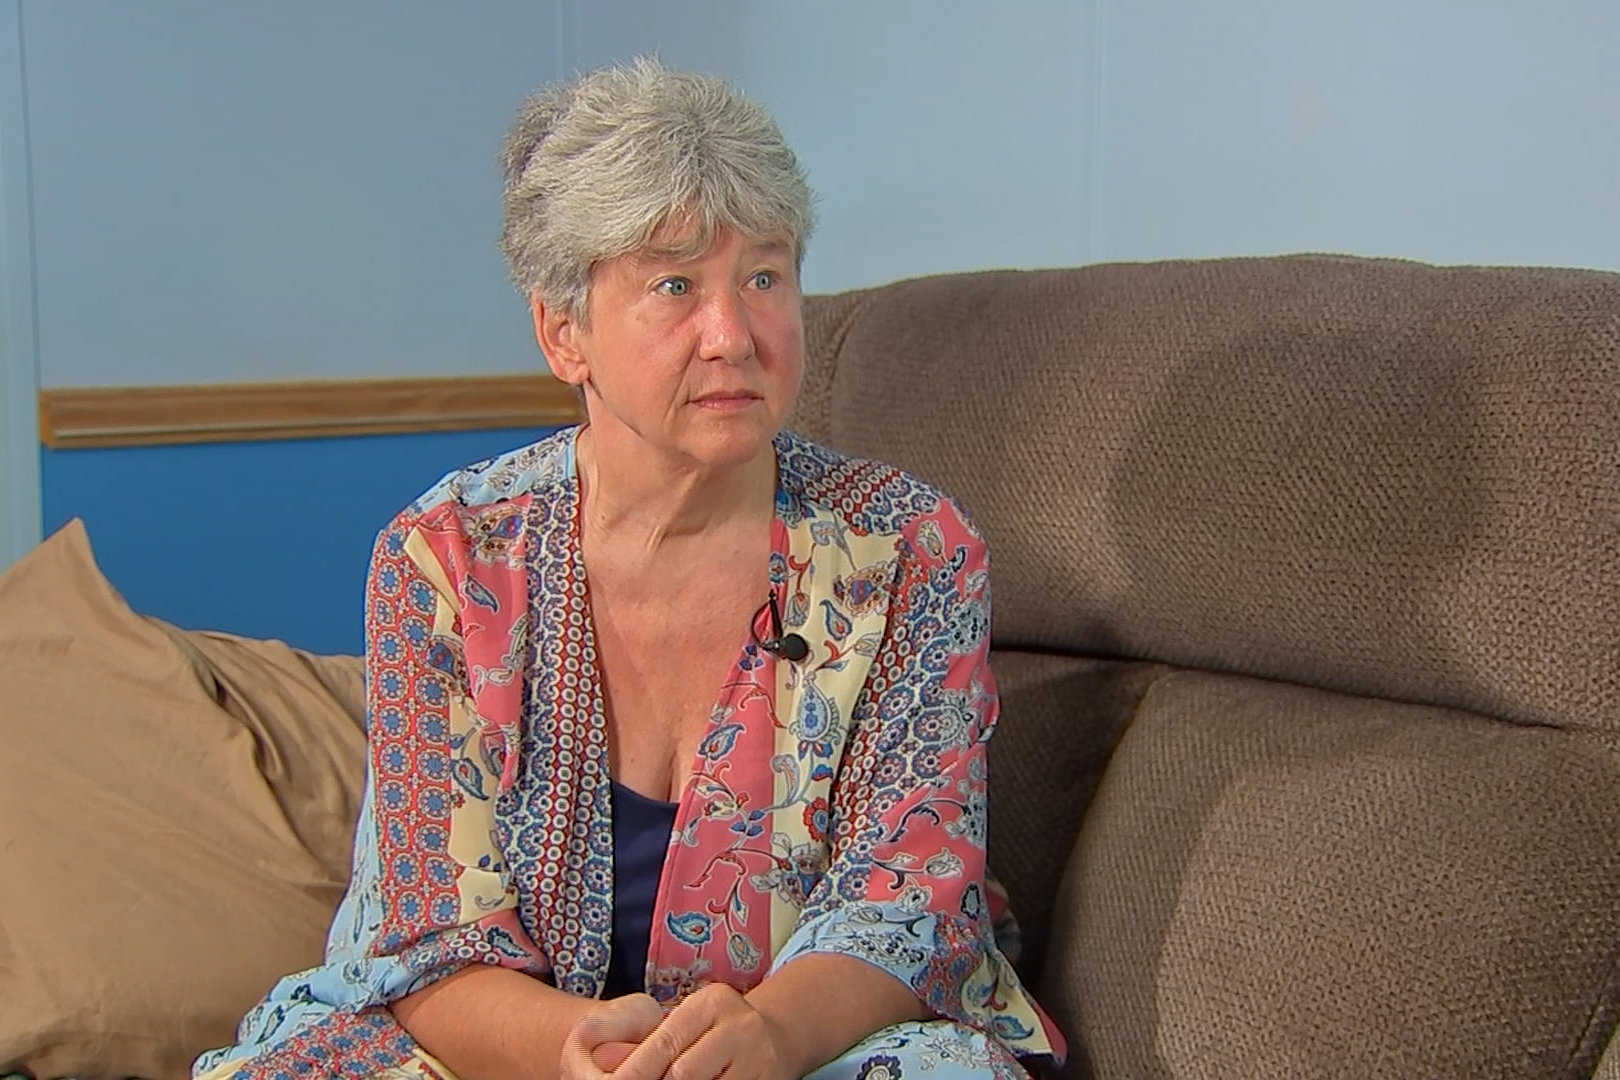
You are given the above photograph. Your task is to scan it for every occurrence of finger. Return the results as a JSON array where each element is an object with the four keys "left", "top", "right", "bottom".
[
  {"left": 576, "top": 993, "right": 666, "bottom": 1048},
  {"left": 561, "top": 1035, "right": 607, "bottom": 1080},
  {"left": 666, "top": 1027, "right": 732, "bottom": 1080},
  {"left": 564, "top": 996, "right": 665, "bottom": 1080},
  {"left": 591, "top": 1041, "right": 639, "bottom": 1073},
  {"left": 614, "top": 993, "right": 720, "bottom": 1080}
]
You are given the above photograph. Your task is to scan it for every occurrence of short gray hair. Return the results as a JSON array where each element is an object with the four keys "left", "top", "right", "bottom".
[{"left": 499, "top": 57, "right": 815, "bottom": 322}]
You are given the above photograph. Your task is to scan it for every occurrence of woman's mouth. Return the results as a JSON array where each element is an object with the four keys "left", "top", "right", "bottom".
[{"left": 693, "top": 392, "right": 761, "bottom": 411}]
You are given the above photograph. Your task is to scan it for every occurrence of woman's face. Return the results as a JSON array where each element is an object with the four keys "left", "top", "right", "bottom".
[{"left": 540, "top": 226, "right": 804, "bottom": 471}]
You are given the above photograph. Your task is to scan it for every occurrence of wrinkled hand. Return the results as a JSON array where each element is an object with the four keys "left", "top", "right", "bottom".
[
  {"left": 562, "top": 993, "right": 665, "bottom": 1080},
  {"left": 592, "top": 1040, "right": 640, "bottom": 1074},
  {"left": 610, "top": 983, "right": 799, "bottom": 1080}
]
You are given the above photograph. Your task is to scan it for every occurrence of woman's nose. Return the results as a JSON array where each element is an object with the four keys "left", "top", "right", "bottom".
[{"left": 699, "top": 289, "right": 753, "bottom": 363}]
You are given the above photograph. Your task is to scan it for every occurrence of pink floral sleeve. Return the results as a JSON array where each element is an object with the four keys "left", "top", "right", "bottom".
[{"left": 768, "top": 499, "right": 1043, "bottom": 1047}]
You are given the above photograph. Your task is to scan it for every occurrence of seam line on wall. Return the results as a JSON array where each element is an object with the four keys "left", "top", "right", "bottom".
[
  {"left": 0, "top": 0, "right": 42, "bottom": 556},
  {"left": 11, "top": 0, "right": 35, "bottom": 389},
  {"left": 1086, "top": 0, "right": 1109, "bottom": 265}
]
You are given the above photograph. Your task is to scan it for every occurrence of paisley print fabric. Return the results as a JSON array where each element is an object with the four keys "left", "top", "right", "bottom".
[
  {"left": 193, "top": 427, "right": 1063, "bottom": 1080},
  {"left": 806, "top": 1021, "right": 1028, "bottom": 1080}
]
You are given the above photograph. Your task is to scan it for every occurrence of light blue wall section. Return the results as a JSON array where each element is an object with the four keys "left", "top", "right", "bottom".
[
  {"left": 14, "top": 1, "right": 1620, "bottom": 641},
  {"left": 0, "top": 0, "right": 41, "bottom": 570},
  {"left": 569, "top": 0, "right": 744, "bottom": 86},
  {"left": 575, "top": 0, "right": 1620, "bottom": 280},
  {"left": 17, "top": 0, "right": 1619, "bottom": 393},
  {"left": 24, "top": 0, "right": 566, "bottom": 388},
  {"left": 573, "top": 0, "right": 1101, "bottom": 293},
  {"left": 1093, "top": 0, "right": 1620, "bottom": 269}
]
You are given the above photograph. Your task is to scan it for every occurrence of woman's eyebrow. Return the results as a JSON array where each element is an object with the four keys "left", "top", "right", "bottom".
[
  {"left": 631, "top": 241, "right": 793, "bottom": 269},
  {"left": 632, "top": 247, "right": 698, "bottom": 268},
  {"left": 747, "top": 241, "right": 794, "bottom": 261}
]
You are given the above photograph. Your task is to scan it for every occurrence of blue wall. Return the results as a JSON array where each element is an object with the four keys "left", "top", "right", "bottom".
[
  {"left": 572, "top": 0, "right": 1101, "bottom": 293},
  {"left": 9, "top": 0, "right": 1620, "bottom": 641},
  {"left": 22, "top": 0, "right": 565, "bottom": 388},
  {"left": 575, "top": 0, "right": 1620, "bottom": 279},
  {"left": 1091, "top": 0, "right": 1620, "bottom": 268},
  {"left": 4, "top": 0, "right": 574, "bottom": 615},
  {"left": 42, "top": 427, "right": 559, "bottom": 655}
]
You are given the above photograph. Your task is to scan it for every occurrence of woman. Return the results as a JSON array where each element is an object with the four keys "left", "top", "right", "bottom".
[{"left": 194, "top": 58, "right": 1063, "bottom": 1080}]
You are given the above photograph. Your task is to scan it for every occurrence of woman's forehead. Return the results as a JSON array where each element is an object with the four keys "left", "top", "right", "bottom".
[{"left": 630, "top": 226, "right": 793, "bottom": 267}]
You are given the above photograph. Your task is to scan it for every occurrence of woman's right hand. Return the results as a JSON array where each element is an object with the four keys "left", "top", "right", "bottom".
[
  {"left": 591, "top": 1041, "right": 639, "bottom": 1073},
  {"left": 563, "top": 993, "right": 665, "bottom": 1080}
]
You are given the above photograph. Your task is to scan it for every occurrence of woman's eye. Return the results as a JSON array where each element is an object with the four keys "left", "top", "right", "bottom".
[
  {"left": 656, "top": 277, "right": 691, "bottom": 296},
  {"left": 750, "top": 271, "right": 776, "bottom": 290}
]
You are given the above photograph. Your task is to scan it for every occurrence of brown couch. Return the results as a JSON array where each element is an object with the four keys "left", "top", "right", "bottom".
[{"left": 794, "top": 255, "right": 1620, "bottom": 1080}]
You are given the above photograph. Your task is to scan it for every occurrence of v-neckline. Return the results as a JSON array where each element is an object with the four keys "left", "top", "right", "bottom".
[{"left": 563, "top": 425, "right": 789, "bottom": 808}]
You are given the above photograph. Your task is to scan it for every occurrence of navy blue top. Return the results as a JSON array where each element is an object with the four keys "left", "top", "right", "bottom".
[{"left": 602, "top": 781, "right": 680, "bottom": 998}]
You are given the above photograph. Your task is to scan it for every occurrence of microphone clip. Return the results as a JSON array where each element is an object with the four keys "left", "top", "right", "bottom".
[{"left": 754, "top": 590, "right": 810, "bottom": 663}]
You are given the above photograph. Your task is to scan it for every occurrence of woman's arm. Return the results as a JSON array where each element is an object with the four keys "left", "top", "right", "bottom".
[
  {"left": 757, "top": 496, "right": 1060, "bottom": 1062},
  {"left": 606, "top": 953, "right": 927, "bottom": 1080},
  {"left": 748, "top": 953, "right": 930, "bottom": 1073},
  {"left": 352, "top": 506, "right": 595, "bottom": 1071},
  {"left": 390, "top": 967, "right": 590, "bottom": 1080},
  {"left": 395, "top": 968, "right": 668, "bottom": 1080}
]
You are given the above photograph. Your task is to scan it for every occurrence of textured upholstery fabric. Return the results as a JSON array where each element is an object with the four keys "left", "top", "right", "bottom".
[
  {"left": 984, "top": 651, "right": 1167, "bottom": 986},
  {"left": 1039, "top": 671, "right": 1620, "bottom": 1080},
  {"left": 799, "top": 255, "right": 1620, "bottom": 1077},
  {"left": 0, "top": 521, "right": 366, "bottom": 1080},
  {"left": 799, "top": 257, "right": 1620, "bottom": 732},
  {"left": 795, "top": 283, "right": 875, "bottom": 445}
]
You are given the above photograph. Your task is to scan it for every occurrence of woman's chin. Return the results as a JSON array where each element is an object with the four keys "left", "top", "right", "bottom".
[{"left": 682, "top": 414, "right": 778, "bottom": 468}]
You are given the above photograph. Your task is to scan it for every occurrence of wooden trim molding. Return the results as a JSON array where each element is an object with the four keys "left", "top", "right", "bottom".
[{"left": 38, "top": 374, "right": 583, "bottom": 449}]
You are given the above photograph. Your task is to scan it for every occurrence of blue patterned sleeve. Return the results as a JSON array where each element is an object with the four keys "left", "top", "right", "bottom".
[
  {"left": 192, "top": 510, "right": 548, "bottom": 1077},
  {"left": 768, "top": 499, "right": 1049, "bottom": 1051}
]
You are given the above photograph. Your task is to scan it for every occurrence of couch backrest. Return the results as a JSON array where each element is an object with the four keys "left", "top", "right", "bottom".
[{"left": 795, "top": 255, "right": 1619, "bottom": 732}]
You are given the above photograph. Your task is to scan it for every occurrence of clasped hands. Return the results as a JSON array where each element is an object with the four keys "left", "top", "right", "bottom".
[{"left": 562, "top": 984, "right": 800, "bottom": 1080}]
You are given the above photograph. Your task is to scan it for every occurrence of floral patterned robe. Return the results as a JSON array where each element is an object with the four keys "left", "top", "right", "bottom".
[{"left": 194, "top": 427, "right": 1064, "bottom": 1080}]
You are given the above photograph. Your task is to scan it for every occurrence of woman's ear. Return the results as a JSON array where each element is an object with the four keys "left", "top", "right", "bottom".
[{"left": 530, "top": 292, "right": 589, "bottom": 387}]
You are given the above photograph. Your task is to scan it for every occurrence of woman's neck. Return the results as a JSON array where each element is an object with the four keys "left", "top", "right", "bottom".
[{"left": 574, "top": 424, "right": 776, "bottom": 559}]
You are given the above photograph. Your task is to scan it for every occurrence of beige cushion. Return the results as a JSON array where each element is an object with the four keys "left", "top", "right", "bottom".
[
  {"left": 0, "top": 520, "right": 365, "bottom": 1080},
  {"left": 1039, "top": 670, "right": 1620, "bottom": 1079}
]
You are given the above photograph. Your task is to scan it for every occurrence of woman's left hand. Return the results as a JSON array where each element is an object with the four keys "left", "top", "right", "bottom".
[{"left": 609, "top": 983, "right": 801, "bottom": 1080}]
